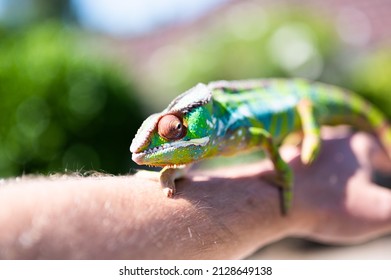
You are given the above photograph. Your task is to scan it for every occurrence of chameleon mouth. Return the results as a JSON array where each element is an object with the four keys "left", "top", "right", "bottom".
[{"left": 131, "top": 136, "right": 210, "bottom": 165}]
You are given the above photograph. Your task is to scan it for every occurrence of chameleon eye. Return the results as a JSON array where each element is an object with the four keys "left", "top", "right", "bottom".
[{"left": 158, "top": 114, "right": 186, "bottom": 140}]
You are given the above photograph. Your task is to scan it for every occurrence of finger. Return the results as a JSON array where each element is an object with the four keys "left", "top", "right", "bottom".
[{"left": 351, "top": 133, "right": 391, "bottom": 181}]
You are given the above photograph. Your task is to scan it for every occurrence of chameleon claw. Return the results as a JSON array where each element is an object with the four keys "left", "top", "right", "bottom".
[
  {"left": 301, "top": 136, "right": 320, "bottom": 165},
  {"left": 162, "top": 186, "right": 176, "bottom": 198},
  {"left": 160, "top": 174, "right": 177, "bottom": 198},
  {"left": 159, "top": 166, "right": 187, "bottom": 198}
]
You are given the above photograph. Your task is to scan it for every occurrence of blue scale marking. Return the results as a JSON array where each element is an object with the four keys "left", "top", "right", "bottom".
[
  {"left": 214, "top": 81, "right": 302, "bottom": 140},
  {"left": 286, "top": 108, "right": 295, "bottom": 132},
  {"left": 273, "top": 113, "right": 283, "bottom": 137}
]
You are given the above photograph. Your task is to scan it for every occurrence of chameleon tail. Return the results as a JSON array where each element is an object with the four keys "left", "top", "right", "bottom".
[
  {"left": 373, "top": 116, "right": 391, "bottom": 161},
  {"left": 323, "top": 86, "right": 391, "bottom": 161},
  {"left": 356, "top": 96, "right": 391, "bottom": 160}
]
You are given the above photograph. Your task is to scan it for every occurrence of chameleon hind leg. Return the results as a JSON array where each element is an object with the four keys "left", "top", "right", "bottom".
[
  {"left": 297, "top": 99, "right": 321, "bottom": 165},
  {"left": 249, "top": 127, "right": 294, "bottom": 215},
  {"left": 160, "top": 165, "right": 188, "bottom": 197}
]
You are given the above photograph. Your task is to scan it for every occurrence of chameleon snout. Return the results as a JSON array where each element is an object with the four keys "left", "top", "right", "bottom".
[
  {"left": 131, "top": 151, "right": 145, "bottom": 165},
  {"left": 130, "top": 137, "right": 148, "bottom": 165}
]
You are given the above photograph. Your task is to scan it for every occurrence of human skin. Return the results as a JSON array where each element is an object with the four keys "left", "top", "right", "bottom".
[{"left": 0, "top": 130, "right": 390, "bottom": 259}]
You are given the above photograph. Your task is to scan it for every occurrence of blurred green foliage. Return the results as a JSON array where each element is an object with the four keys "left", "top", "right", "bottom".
[
  {"left": 139, "top": 4, "right": 390, "bottom": 121},
  {"left": 350, "top": 49, "right": 391, "bottom": 119},
  {"left": 0, "top": 22, "right": 143, "bottom": 177},
  {"left": 0, "top": 4, "right": 390, "bottom": 178},
  {"left": 140, "top": 6, "right": 341, "bottom": 110}
]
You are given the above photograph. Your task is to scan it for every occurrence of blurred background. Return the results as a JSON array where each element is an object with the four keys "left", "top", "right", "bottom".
[
  {"left": 0, "top": 0, "right": 390, "bottom": 258},
  {"left": 0, "top": 0, "right": 390, "bottom": 177}
]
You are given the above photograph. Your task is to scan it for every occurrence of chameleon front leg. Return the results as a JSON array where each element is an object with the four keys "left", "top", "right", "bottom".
[
  {"left": 160, "top": 165, "right": 188, "bottom": 197},
  {"left": 297, "top": 99, "right": 321, "bottom": 165},
  {"left": 249, "top": 127, "right": 294, "bottom": 215}
]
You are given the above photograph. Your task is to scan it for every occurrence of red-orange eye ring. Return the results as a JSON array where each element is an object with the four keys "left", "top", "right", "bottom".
[{"left": 157, "top": 114, "right": 187, "bottom": 140}]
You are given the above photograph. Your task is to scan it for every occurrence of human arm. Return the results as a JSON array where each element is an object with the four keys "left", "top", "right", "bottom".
[
  {"left": 0, "top": 163, "right": 289, "bottom": 259},
  {"left": 1, "top": 131, "right": 391, "bottom": 259}
]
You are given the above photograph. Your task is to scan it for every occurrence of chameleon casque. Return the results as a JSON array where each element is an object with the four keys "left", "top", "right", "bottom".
[{"left": 130, "top": 78, "right": 391, "bottom": 214}]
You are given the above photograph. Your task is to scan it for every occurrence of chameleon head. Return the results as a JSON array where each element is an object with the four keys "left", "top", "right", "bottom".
[{"left": 130, "top": 83, "right": 216, "bottom": 166}]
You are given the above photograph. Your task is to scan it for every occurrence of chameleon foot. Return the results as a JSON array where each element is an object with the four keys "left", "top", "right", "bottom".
[
  {"left": 262, "top": 169, "right": 293, "bottom": 215},
  {"left": 159, "top": 166, "right": 187, "bottom": 198},
  {"left": 297, "top": 99, "right": 321, "bottom": 165},
  {"left": 162, "top": 186, "right": 175, "bottom": 198},
  {"left": 248, "top": 127, "right": 294, "bottom": 214}
]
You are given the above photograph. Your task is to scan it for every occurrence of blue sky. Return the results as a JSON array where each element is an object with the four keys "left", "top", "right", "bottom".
[
  {"left": 0, "top": 0, "right": 228, "bottom": 36},
  {"left": 0, "top": 1, "right": 4, "bottom": 17},
  {"left": 71, "top": 0, "right": 228, "bottom": 36}
]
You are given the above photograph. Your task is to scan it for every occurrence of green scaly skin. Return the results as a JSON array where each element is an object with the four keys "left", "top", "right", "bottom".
[{"left": 130, "top": 78, "right": 391, "bottom": 215}]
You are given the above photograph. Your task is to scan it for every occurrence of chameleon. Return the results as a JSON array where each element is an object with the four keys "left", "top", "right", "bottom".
[{"left": 130, "top": 78, "right": 391, "bottom": 214}]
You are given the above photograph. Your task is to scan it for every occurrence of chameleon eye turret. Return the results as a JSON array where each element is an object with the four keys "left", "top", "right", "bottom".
[{"left": 158, "top": 114, "right": 186, "bottom": 140}]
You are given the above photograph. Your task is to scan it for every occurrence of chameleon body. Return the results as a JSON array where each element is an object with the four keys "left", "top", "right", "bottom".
[{"left": 130, "top": 79, "right": 391, "bottom": 214}]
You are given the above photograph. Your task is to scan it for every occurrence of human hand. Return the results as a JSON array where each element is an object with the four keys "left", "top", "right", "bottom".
[{"left": 284, "top": 129, "right": 391, "bottom": 245}]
